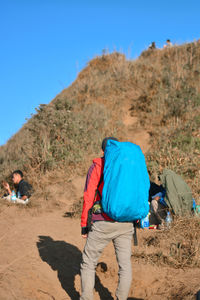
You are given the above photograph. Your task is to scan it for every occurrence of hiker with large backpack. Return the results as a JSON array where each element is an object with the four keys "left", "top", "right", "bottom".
[{"left": 80, "top": 137, "right": 150, "bottom": 300}]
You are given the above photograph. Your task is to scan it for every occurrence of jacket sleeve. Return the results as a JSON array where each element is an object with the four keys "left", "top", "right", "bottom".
[{"left": 81, "top": 162, "right": 101, "bottom": 229}]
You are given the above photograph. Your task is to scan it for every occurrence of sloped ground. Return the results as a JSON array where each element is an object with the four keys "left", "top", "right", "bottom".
[
  {"left": 0, "top": 108, "right": 199, "bottom": 300},
  {"left": 122, "top": 103, "right": 150, "bottom": 153},
  {"left": 0, "top": 44, "right": 200, "bottom": 298},
  {"left": 1, "top": 44, "right": 199, "bottom": 203},
  {"left": 0, "top": 205, "right": 199, "bottom": 300}
]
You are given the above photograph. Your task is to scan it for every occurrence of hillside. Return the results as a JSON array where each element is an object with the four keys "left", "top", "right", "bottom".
[
  {"left": 0, "top": 42, "right": 199, "bottom": 206},
  {"left": 0, "top": 42, "right": 200, "bottom": 300}
]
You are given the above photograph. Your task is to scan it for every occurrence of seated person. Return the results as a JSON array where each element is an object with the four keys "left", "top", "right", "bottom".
[
  {"left": 164, "top": 39, "right": 173, "bottom": 48},
  {"left": 148, "top": 41, "right": 156, "bottom": 50},
  {"left": 2, "top": 170, "right": 33, "bottom": 204},
  {"left": 149, "top": 181, "right": 168, "bottom": 229}
]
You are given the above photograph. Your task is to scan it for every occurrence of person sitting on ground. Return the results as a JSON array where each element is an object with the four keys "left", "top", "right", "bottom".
[
  {"left": 2, "top": 170, "right": 33, "bottom": 204},
  {"left": 149, "top": 181, "right": 168, "bottom": 230},
  {"left": 148, "top": 41, "right": 156, "bottom": 50},
  {"left": 164, "top": 39, "right": 173, "bottom": 48}
]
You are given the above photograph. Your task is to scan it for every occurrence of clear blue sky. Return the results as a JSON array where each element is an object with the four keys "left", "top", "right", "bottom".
[{"left": 0, "top": 0, "right": 199, "bottom": 146}]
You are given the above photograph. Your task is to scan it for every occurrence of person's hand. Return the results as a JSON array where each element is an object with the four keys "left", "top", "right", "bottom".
[
  {"left": 2, "top": 181, "right": 10, "bottom": 190},
  {"left": 81, "top": 234, "right": 88, "bottom": 238}
]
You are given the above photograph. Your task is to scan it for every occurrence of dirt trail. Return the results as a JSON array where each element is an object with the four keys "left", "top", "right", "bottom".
[
  {"left": 0, "top": 106, "right": 199, "bottom": 300},
  {"left": 0, "top": 205, "right": 199, "bottom": 300},
  {"left": 122, "top": 103, "right": 150, "bottom": 153}
]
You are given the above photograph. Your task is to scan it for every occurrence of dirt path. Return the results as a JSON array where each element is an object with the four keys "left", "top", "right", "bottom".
[
  {"left": 122, "top": 103, "right": 150, "bottom": 153},
  {"left": 0, "top": 205, "right": 199, "bottom": 300}
]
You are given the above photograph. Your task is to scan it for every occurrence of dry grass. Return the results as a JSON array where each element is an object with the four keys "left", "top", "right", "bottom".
[
  {"left": 69, "top": 197, "right": 83, "bottom": 218},
  {"left": 133, "top": 216, "right": 200, "bottom": 269}
]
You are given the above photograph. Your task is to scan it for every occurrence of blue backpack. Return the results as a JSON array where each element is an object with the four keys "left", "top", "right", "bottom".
[{"left": 102, "top": 140, "right": 150, "bottom": 221}]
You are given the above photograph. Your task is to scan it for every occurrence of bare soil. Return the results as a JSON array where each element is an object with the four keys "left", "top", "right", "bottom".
[{"left": 0, "top": 204, "right": 199, "bottom": 300}]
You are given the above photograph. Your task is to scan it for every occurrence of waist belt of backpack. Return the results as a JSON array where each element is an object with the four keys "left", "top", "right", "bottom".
[{"left": 87, "top": 174, "right": 104, "bottom": 232}]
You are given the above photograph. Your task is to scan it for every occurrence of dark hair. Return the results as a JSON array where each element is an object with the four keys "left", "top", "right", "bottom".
[
  {"left": 12, "top": 170, "right": 24, "bottom": 178},
  {"left": 101, "top": 137, "right": 118, "bottom": 152}
]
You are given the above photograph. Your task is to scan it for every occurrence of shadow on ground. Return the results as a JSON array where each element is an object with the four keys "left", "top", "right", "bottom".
[{"left": 37, "top": 236, "right": 113, "bottom": 300}]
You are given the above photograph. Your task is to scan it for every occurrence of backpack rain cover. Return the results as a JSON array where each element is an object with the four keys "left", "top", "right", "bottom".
[{"left": 102, "top": 140, "right": 150, "bottom": 221}]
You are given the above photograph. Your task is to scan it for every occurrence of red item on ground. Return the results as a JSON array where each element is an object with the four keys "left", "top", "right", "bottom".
[{"left": 149, "top": 225, "right": 157, "bottom": 229}]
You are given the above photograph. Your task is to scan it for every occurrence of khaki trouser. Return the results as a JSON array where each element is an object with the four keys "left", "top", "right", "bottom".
[
  {"left": 80, "top": 221, "right": 134, "bottom": 300},
  {"left": 150, "top": 199, "right": 167, "bottom": 225},
  {"left": 3, "top": 195, "right": 29, "bottom": 205}
]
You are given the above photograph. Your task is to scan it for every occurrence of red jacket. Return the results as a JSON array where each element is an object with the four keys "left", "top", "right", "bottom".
[{"left": 81, "top": 157, "right": 112, "bottom": 228}]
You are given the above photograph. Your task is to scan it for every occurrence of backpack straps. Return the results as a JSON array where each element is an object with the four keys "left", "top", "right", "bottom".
[
  {"left": 94, "top": 174, "right": 104, "bottom": 201},
  {"left": 87, "top": 173, "right": 104, "bottom": 232}
]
